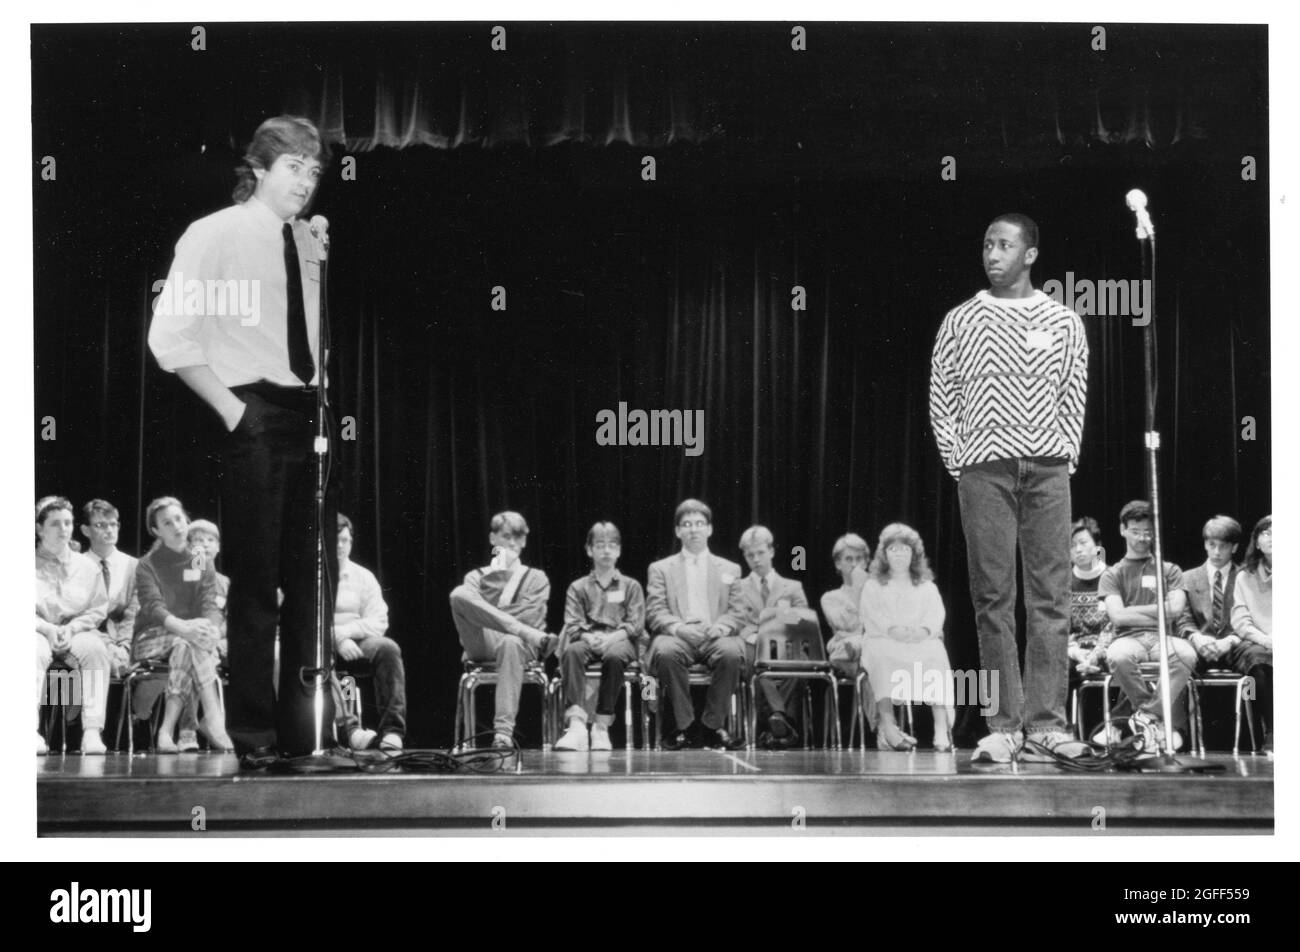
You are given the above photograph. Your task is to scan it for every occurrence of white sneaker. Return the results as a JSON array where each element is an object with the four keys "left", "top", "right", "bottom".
[
  {"left": 177, "top": 730, "right": 200, "bottom": 753},
  {"left": 37, "top": 732, "right": 48, "bottom": 756},
  {"left": 590, "top": 723, "right": 613, "bottom": 751},
  {"left": 1128, "top": 712, "right": 1166, "bottom": 755},
  {"left": 348, "top": 727, "right": 378, "bottom": 750},
  {"left": 380, "top": 732, "right": 403, "bottom": 752},
  {"left": 970, "top": 730, "right": 1023, "bottom": 764},
  {"left": 1091, "top": 724, "right": 1124, "bottom": 747},
  {"left": 555, "top": 724, "right": 589, "bottom": 752},
  {"left": 81, "top": 729, "right": 107, "bottom": 756}
]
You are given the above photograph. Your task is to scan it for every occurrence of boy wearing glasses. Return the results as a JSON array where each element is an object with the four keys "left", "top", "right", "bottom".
[
  {"left": 554, "top": 522, "right": 645, "bottom": 751},
  {"left": 79, "top": 500, "right": 138, "bottom": 678}
]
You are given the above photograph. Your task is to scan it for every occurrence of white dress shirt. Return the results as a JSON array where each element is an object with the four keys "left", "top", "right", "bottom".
[
  {"left": 149, "top": 195, "right": 321, "bottom": 387},
  {"left": 682, "top": 549, "right": 712, "bottom": 624}
]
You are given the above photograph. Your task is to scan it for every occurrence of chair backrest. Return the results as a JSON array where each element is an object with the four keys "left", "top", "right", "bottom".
[{"left": 754, "top": 608, "right": 829, "bottom": 669}]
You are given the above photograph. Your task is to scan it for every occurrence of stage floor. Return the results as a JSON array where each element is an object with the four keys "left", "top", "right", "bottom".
[{"left": 38, "top": 749, "right": 1273, "bottom": 836}]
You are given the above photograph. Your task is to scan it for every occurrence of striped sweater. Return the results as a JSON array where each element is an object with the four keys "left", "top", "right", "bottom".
[{"left": 929, "top": 289, "right": 1088, "bottom": 479}]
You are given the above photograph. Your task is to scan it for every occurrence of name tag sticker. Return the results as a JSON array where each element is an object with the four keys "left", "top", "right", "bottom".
[
  {"left": 606, "top": 589, "right": 625, "bottom": 604},
  {"left": 183, "top": 568, "right": 201, "bottom": 582},
  {"left": 1026, "top": 330, "right": 1053, "bottom": 350},
  {"left": 720, "top": 573, "right": 736, "bottom": 585},
  {"left": 1141, "top": 575, "right": 1157, "bottom": 589},
  {"left": 777, "top": 598, "right": 791, "bottom": 609}
]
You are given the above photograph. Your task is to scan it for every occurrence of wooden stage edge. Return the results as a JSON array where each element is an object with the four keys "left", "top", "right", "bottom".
[{"left": 38, "top": 749, "right": 1274, "bottom": 835}]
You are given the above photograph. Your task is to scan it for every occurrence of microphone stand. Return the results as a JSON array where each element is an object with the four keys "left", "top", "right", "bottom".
[
  {"left": 294, "top": 219, "right": 348, "bottom": 768},
  {"left": 1128, "top": 196, "right": 1220, "bottom": 773}
]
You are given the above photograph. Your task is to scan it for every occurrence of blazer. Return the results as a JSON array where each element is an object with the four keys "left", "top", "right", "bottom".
[
  {"left": 1176, "top": 562, "right": 1238, "bottom": 641},
  {"left": 718, "top": 570, "right": 810, "bottom": 644},
  {"left": 645, "top": 550, "right": 742, "bottom": 639}
]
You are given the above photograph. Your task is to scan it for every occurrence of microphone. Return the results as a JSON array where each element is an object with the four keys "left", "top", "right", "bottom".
[
  {"left": 1125, "top": 189, "right": 1155, "bottom": 240},
  {"left": 309, "top": 215, "right": 330, "bottom": 258}
]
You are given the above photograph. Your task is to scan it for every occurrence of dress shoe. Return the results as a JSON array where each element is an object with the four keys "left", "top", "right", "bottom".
[
  {"left": 768, "top": 713, "right": 800, "bottom": 747},
  {"left": 704, "top": 726, "right": 746, "bottom": 751},
  {"left": 660, "top": 730, "right": 691, "bottom": 751},
  {"left": 238, "top": 746, "right": 281, "bottom": 770}
]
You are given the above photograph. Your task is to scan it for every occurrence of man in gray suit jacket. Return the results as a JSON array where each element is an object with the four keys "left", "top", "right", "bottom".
[
  {"left": 645, "top": 499, "right": 745, "bottom": 749},
  {"left": 1176, "top": 515, "right": 1242, "bottom": 661},
  {"left": 717, "top": 525, "right": 809, "bottom": 749}
]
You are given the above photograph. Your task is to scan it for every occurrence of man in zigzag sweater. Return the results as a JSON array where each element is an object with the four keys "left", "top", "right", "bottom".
[{"left": 929, "top": 213, "right": 1092, "bottom": 765}]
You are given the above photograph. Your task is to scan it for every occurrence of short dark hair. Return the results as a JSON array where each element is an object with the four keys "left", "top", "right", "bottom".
[
  {"left": 1119, "top": 499, "right": 1152, "bottom": 527},
  {"left": 81, "top": 499, "right": 118, "bottom": 525},
  {"left": 145, "top": 496, "right": 187, "bottom": 533},
  {"left": 233, "top": 116, "right": 330, "bottom": 203},
  {"left": 674, "top": 499, "right": 712, "bottom": 527},
  {"left": 989, "top": 212, "right": 1039, "bottom": 250},
  {"left": 1071, "top": 516, "right": 1102, "bottom": 545},
  {"left": 1202, "top": 515, "right": 1242, "bottom": 545},
  {"left": 586, "top": 521, "right": 621, "bottom": 547},
  {"left": 337, "top": 513, "right": 355, "bottom": 537}
]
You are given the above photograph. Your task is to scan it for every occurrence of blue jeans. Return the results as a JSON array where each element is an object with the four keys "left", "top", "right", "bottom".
[{"left": 958, "top": 457, "right": 1071, "bottom": 735}]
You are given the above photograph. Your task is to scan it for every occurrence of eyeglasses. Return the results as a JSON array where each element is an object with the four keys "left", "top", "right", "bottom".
[
  {"left": 90, "top": 521, "right": 119, "bottom": 530},
  {"left": 679, "top": 521, "right": 709, "bottom": 530},
  {"left": 1127, "top": 529, "right": 1153, "bottom": 539}
]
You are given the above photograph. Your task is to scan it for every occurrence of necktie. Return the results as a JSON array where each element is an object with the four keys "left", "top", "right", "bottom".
[
  {"left": 1211, "top": 569, "right": 1223, "bottom": 628},
  {"left": 760, "top": 575, "right": 770, "bottom": 605},
  {"left": 283, "top": 222, "right": 314, "bottom": 385}
]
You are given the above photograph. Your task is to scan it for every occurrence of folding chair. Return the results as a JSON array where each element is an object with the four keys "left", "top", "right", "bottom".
[
  {"left": 453, "top": 658, "right": 556, "bottom": 751},
  {"left": 749, "top": 609, "right": 841, "bottom": 750},
  {"left": 547, "top": 660, "right": 651, "bottom": 749}
]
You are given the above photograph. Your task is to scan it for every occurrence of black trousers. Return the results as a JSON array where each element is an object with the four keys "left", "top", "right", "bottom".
[{"left": 221, "top": 384, "right": 338, "bottom": 755}]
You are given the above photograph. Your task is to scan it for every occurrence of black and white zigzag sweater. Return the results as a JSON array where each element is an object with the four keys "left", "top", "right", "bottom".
[{"left": 929, "top": 288, "right": 1088, "bottom": 480}]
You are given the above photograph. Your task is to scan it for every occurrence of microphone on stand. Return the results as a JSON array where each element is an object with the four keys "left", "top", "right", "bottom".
[
  {"left": 1125, "top": 189, "right": 1155, "bottom": 240},
  {"left": 309, "top": 215, "right": 330, "bottom": 259}
]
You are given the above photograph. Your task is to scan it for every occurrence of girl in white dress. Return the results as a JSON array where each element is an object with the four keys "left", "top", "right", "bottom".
[{"left": 859, "top": 523, "right": 954, "bottom": 751}]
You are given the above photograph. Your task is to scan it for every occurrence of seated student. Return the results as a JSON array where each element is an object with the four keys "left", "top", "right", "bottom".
[
  {"left": 36, "top": 496, "right": 110, "bottom": 755},
  {"left": 859, "top": 523, "right": 954, "bottom": 752},
  {"left": 717, "top": 525, "right": 810, "bottom": 749},
  {"left": 333, "top": 514, "right": 407, "bottom": 752},
  {"left": 645, "top": 499, "right": 745, "bottom": 750},
  {"left": 79, "top": 499, "right": 138, "bottom": 679},
  {"left": 132, "top": 496, "right": 235, "bottom": 753},
  {"left": 820, "top": 533, "right": 870, "bottom": 680},
  {"left": 172, "top": 519, "right": 230, "bottom": 752},
  {"left": 1230, "top": 515, "right": 1273, "bottom": 752},
  {"left": 1098, "top": 499, "right": 1197, "bottom": 754},
  {"left": 555, "top": 521, "right": 645, "bottom": 752},
  {"left": 1066, "top": 516, "right": 1110, "bottom": 671},
  {"left": 449, "top": 511, "right": 554, "bottom": 748}
]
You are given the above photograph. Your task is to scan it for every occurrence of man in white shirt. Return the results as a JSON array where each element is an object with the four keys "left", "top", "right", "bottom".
[
  {"left": 149, "top": 115, "right": 338, "bottom": 766},
  {"left": 335, "top": 514, "right": 406, "bottom": 752},
  {"left": 78, "top": 499, "right": 137, "bottom": 678}
]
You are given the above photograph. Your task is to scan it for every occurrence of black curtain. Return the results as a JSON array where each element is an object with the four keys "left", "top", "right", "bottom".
[{"left": 34, "top": 23, "right": 1269, "bottom": 746}]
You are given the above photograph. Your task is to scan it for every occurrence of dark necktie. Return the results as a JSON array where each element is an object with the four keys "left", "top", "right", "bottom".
[
  {"left": 1211, "top": 569, "right": 1223, "bottom": 628},
  {"left": 760, "top": 575, "right": 770, "bottom": 606},
  {"left": 101, "top": 557, "right": 110, "bottom": 596},
  {"left": 283, "top": 222, "right": 314, "bottom": 385}
]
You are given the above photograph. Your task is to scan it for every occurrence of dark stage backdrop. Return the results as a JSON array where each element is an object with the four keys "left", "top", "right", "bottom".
[{"left": 33, "top": 23, "right": 1270, "bottom": 745}]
